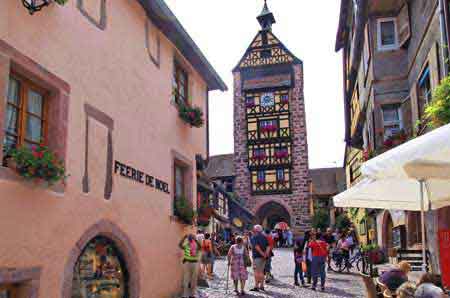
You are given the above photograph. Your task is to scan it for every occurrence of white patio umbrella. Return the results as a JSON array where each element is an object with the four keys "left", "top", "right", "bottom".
[{"left": 334, "top": 123, "right": 450, "bottom": 271}]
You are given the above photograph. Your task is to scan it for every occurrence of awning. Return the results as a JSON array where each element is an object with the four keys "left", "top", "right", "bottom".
[
  {"left": 333, "top": 123, "right": 450, "bottom": 272},
  {"left": 334, "top": 123, "right": 450, "bottom": 211}
]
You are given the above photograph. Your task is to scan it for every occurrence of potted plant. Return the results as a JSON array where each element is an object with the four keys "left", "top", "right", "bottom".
[
  {"left": 174, "top": 196, "right": 195, "bottom": 225},
  {"left": 361, "top": 244, "right": 384, "bottom": 264},
  {"left": 424, "top": 76, "right": 450, "bottom": 129},
  {"left": 7, "top": 144, "right": 67, "bottom": 187},
  {"left": 178, "top": 103, "right": 204, "bottom": 128}
]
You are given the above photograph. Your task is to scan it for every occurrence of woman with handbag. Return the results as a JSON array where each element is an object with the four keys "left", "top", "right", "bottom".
[{"left": 228, "top": 236, "right": 250, "bottom": 296}]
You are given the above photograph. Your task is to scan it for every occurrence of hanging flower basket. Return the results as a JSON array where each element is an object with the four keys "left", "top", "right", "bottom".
[
  {"left": 178, "top": 103, "right": 204, "bottom": 128},
  {"left": 424, "top": 76, "right": 450, "bottom": 129},
  {"left": 7, "top": 144, "right": 67, "bottom": 186}
]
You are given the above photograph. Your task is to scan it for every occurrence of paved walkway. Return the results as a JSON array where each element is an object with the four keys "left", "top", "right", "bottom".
[{"left": 198, "top": 248, "right": 366, "bottom": 298}]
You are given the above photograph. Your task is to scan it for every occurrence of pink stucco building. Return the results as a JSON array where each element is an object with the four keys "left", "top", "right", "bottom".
[{"left": 0, "top": 1, "right": 226, "bottom": 297}]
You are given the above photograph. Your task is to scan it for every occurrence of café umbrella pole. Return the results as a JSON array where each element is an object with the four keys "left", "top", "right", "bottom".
[{"left": 419, "top": 180, "right": 427, "bottom": 273}]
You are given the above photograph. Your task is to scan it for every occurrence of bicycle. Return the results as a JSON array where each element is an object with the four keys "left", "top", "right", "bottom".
[{"left": 329, "top": 248, "right": 370, "bottom": 274}]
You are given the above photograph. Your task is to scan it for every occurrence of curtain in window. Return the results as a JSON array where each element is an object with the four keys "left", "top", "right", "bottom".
[
  {"left": 25, "top": 90, "right": 43, "bottom": 143},
  {"left": 4, "top": 78, "right": 20, "bottom": 150}
]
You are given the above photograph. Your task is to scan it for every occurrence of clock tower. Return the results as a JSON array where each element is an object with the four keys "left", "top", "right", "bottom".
[{"left": 233, "top": 1, "right": 311, "bottom": 233}]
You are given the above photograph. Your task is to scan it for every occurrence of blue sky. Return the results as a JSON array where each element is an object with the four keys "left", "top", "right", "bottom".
[{"left": 165, "top": 0, "right": 345, "bottom": 169}]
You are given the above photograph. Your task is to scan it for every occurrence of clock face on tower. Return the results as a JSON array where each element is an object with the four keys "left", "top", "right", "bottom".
[{"left": 260, "top": 92, "right": 275, "bottom": 107}]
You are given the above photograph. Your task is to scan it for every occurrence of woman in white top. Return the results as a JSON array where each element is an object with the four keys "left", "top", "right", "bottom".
[{"left": 228, "top": 236, "right": 249, "bottom": 296}]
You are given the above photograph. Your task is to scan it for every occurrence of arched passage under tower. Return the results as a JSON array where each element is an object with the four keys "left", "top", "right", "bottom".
[{"left": 256, "top": 201, "right": 291, "bottom": 230}]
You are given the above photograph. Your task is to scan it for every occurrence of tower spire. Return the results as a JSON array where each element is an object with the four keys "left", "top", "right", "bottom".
[{"left": 257, "top": 0, "right": 276, "bottom": 31}]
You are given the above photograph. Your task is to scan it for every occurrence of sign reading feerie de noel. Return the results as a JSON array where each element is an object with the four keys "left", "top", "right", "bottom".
[{"left": 114, "top": 161, "right": 170, "bottom": 194}]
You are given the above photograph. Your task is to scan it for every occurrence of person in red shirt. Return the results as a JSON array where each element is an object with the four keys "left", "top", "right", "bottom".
[{"left": 308, "top": 232, "right": 329, "bottom": 291}]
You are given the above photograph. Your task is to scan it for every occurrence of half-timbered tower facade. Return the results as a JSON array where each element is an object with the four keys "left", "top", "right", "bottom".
[{"left": 233, "top": 2, "right": 311, "bottom": 232}]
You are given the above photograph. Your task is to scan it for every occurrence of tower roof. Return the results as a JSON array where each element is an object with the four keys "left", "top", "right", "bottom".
[{"left": 257, "top": 0, "right": 276, "bottom": 31}]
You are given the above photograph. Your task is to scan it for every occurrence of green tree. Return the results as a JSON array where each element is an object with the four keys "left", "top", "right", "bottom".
[
  {"left": 312, "top": 209, "right": 330, "bottom": 230},
  {"left": 335, "top": 214, "right": 352, "bottom": 231}
]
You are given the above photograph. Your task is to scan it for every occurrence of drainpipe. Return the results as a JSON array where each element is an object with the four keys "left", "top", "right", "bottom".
[{"left": 439, "top": 0, "right": 450, "bottom": 76}]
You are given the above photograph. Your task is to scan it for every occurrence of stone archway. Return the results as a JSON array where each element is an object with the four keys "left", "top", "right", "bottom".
[
  {"left": 62, "top": 220, "right": 140, "bottom": 298},
  {"left": 255, "top": 201, "right": 291, "bottom": 230},
  {"left": 382, "top": 211, "right": 394, "bottom": 249}
]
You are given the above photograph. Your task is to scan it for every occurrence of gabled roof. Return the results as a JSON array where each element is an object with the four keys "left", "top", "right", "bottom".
[
  {"left": 205, "top": 154, "right": 235, "bottom": 178},
  {"left": 233, "top": 30, "right": 302, "bottom": 71},
  {"left": 138, "top": 0, "right": 227, "bottom": 91},
  {"left": 310, "top": 167, "right": 346, "bottom": 196}
]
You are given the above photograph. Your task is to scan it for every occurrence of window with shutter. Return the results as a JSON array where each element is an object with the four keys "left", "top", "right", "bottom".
[{"left": 396, "top": 3, "right": 411, "bottom": 47}]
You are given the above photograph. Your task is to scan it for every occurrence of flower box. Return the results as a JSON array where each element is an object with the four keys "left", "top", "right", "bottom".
[
  {"left": 178, "top": 103, "right": 204, "bottom": 128},
  {"left": 6, "top": 144, "right": 66, "bottom": 187}
]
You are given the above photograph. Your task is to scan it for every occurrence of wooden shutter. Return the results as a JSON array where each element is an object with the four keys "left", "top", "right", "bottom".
[
  {"left": 410, "top": 85, "right": 419, "bottom": 133},
  {"left": 397, "top": 3, "right": 411, "bottom": 47},
  {"left": 363, "top": 24, "right": 371, "bottom": 81},
  {"left": 428, "top": 42, "right": 441, "bottom": 90}
]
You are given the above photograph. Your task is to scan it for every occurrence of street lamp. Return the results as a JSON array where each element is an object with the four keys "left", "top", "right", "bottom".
[{"left": 22, "top": 0, "right": 51, "bottom": 15}]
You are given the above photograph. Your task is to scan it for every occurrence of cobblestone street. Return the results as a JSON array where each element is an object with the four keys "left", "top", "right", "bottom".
[{"left": 198, "top": 248, "right": 365, "bottom": 298}]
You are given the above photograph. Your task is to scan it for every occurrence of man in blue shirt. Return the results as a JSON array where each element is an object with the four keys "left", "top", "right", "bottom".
[{"left": 250, "top": 225, "right": 270, "bottom": 292}]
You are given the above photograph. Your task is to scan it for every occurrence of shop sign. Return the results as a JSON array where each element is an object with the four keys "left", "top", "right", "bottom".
[
  {"left": 438, "top": 230, "right": 450, "bottom": 288},
  {"left": 114, "top": 161, "right": 170, "bottom": 194},
  {"left": 260, "top": 93, "right": 275, "bottom": 107}
]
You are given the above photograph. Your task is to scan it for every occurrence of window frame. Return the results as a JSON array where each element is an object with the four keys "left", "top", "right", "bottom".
[
  {"left": 418, "top": 65, "right": 432, "bottom": 118},
  {"left": 172, "top": 62, "right": 189, "bottom": 106},
  {"left": 3, "top": 73, "right": 49, "bottom": 153},
  {"left": 377, "top": 17, "right": 399, "bottom": 51},
  {"left": 174, "top": 162, "right": 186, "bottom": 199},
  {"left": 381, "top": 104, "right": 403, "bottom": 139}
]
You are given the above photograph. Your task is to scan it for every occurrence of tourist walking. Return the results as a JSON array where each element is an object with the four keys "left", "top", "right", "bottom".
[
  {"left": 201, "top": 233, "right": 214, "bottom": 279},
  {"left": 178, "top": 234, "right": 201, "bottom": 298},
  {"left": 227, "top": 236, "right": 250, "bottom": 296},
  {"left": 294, "top": 239, "right": 306, "bottom": 287},
  {"left": 308, "top": 232, "right": 329, "bottom": 291},
  {"left": 250, "top": 225, "right": 270, "bottom": 292}
]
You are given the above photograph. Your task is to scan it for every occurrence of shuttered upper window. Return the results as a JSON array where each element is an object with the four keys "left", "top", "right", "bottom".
[{"left": 3, "top": 75, "right": 47, "bottom": 154}]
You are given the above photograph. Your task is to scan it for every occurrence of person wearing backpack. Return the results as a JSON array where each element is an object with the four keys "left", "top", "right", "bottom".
[
  {"left": 178, "top": 233, "right": 201, "bottom": 298},
  {"left": 201, "top": 233, "right": 213, "bottom": 279},
  {"left": 228, "top": 236, "right": 250, "bottom": 296},
  {"left": 308, "top": 231, "right": 329, "bottom": 292}
]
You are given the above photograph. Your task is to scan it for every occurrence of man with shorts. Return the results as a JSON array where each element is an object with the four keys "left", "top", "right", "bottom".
[{"left": 250, "top": 225, "right": 270, "bottom": 292}]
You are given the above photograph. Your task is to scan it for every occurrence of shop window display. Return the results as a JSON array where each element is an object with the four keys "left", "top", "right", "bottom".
[{"left": 72, "top": 236, "right": 128, "bottom": 298}]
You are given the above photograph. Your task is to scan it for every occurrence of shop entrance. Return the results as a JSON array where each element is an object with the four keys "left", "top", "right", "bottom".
[
  {"left": 71, "top": 236, "right": 129, "bottom": 298},
  {"left": 256, "top": 201, "right": 291, "bottom": 230}
]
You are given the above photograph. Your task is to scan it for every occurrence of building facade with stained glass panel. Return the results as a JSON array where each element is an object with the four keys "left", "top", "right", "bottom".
[{"left": 233, "top": 2, "right": 311, "bottom": 233}]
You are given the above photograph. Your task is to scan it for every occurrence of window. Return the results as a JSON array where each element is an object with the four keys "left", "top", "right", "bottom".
[
  {"left": 382, "top": 105, "right": 403, "bottom": 140},
  {"left": 174, "top": 164, "right": 185, "bottom": 198},
  {"left": 418, "top": 66, "right": 432, "bottom": 118},
  {"left": 3, "top": 75, "right": 47, "bottom": 155},
  {"left": 276, "top": 169, "right": 285, "bottom": 182},
  {"left": 256, "top": 170, "right": 265, "bottom": 184},
  {"left": 172, "top": 63, "right": 188, "bottom": 105},
  {"left": 377, "top": 18, "right": 398, "bottom": 51}
]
